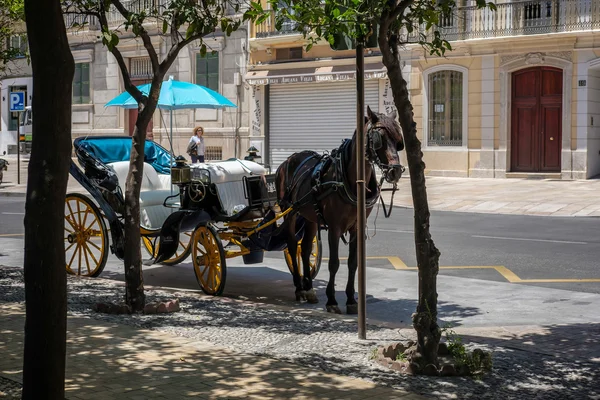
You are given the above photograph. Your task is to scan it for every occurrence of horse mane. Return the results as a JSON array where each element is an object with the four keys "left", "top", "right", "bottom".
[{"left": 376, "top": 112, "right": 403, "bottom": 144}]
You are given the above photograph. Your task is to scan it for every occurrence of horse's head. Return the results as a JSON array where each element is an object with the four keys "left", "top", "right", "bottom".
[{"left": 365, "top": 106, "right": 405, "bottom": 183}]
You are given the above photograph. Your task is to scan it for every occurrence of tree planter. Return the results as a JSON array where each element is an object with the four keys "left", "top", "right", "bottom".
[{"left": 373, "top": 341, "right": 493, "bottom": 377}]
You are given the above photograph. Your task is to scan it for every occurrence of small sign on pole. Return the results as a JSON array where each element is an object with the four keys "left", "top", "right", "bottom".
[
  {"left": 9, "top": 92, "right": 25, "bottom": 112},
  {"left": 10, "top": 91, "right": 25, "bottom": 184}
]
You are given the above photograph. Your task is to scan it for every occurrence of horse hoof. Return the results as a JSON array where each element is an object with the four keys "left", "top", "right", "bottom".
[
  {"left": 326, "top": 305, "right": 342, "bottom": 314},
  {"left": 346, "top": 304, "right": 358, "bottom": 314},
  {"left": 305, "top": 289, "right": 319, "bottom": 304},
  {"left": 295, "top": 291, "right": 306, "bottom": 302}
]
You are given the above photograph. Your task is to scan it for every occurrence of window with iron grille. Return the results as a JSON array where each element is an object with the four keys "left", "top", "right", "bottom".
[
  {"left": 428, "top": 70, "right": 463, "bottom": 146},
  {"left": 276, "top": 47, "right": 302, "bottom": 61},
  {"left": 7, "top": 35, "right": 27, "bottom": 58},
  {"left": 73, "top": 63, "right": 90, "bottom": 104},
  {"left": 130, "top": 57, "right": 153, "bottom": 79},
  {"left": 205, "top": 146, "right": 222, "bottom": 161},
  {"left": 196, "top": 53, "right": 219, "bottom": 92}
]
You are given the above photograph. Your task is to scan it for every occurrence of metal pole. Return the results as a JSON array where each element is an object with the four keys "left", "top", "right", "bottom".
[
  {"left": 17, "top": 113, "right": 21, "bottom": 185},
  {"left": 356, "top": 42, "right": 366, "bottom": 340},
  {"left": 170, "top": 109, "right": 174, "bottom": 195}
]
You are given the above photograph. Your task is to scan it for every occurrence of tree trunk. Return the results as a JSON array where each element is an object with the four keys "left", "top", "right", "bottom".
[
  {"left": 122, "top": 82, "right": 161, "bottom": 312},
  {"left": 22, "top": 0, "right": 74, "bottom": 398},
  {"left": 123, "top": 109, "right": 151, "bottom": 312},
  {"left": 379, "top": 34, "right": 442, "bottom": 368}
]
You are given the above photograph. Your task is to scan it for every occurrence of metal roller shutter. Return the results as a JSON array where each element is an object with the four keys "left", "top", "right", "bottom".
[{"left": 269, "top": 80, "right": 380, "bottom": 169}]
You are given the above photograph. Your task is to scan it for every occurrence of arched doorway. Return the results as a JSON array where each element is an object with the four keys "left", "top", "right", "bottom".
[{"left": 511, "top": 66, "right": 562, "bottom": 172}]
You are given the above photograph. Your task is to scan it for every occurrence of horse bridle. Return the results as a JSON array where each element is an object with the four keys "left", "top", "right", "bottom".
[
  {"left": 366, "top": 122, "right": 405, "bottom": 178},
  {"left": 366, "top": 121, "right": 405, "bottom": 218}
]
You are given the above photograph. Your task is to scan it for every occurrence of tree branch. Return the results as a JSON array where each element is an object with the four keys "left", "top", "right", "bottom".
[
  {"left": 110, "top": 0, "right": 160, "bottom": 73},
  {"left": 110, "top": 45, "right": 145, "bottom": 104},
  {"left": 160, "top": 33, "right": 207, "bottom": 76},
  {"left": 96, "top": 4, "right": 144, "bottom": 104}
]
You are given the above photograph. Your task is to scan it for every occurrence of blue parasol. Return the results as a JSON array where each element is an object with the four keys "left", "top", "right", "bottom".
[
  {"left": 105, "top": 76, "right": 237, "bottom": 187},
  {"left": 106, "top": 76, "right": 237, "bottom": 110}
]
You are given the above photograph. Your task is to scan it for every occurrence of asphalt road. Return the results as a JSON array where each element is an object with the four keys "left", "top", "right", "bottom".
[{"left": 1, "top": 195, "right": 599, "bottom": 295}]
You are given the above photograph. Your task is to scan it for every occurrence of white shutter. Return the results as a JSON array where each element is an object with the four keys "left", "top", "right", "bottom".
[{"left": 269, "top": 80, "right": 380, "bottom": 169}]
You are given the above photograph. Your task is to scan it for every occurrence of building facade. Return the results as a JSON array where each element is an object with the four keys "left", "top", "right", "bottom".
[
  {"left": 1, "top": 7, "right": 251, "bottom": 160},
  {"left": 247, "top": 0, "right": 600, "bottom": 179}
]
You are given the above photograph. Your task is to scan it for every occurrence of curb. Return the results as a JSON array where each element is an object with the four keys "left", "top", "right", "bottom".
[{"left": 0, "top": 191, "right": 26, "bottom": 198}]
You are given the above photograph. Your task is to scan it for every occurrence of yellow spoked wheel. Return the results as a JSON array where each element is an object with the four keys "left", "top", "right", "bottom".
[
  {"left": 141, "top": 231, "right": 193, "bottom": 265},
  {"left": 284, "top": 236, "right": 322, "bottom": 280},
  {"left": 64, "top": 193, "right": 109, "bottom": 277},
  {"left": 192, "top": 225, "right": 227, "bottom": 296}
]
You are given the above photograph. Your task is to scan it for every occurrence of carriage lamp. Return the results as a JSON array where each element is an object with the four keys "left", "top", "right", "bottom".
[
  {"left": 171, "top": 155, "right": 191, "bottom": 185},
  {"left": 191, "top": 167, "right": 211, "bottom": 184},
  {"left": 244, "top": 146, "right": 261, "bottom": 162}
]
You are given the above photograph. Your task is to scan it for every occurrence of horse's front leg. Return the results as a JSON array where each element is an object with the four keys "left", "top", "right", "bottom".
[
  {"left": 285, "top": 217, "right": 304, "bottom": 301},
  {"left": 326, "top": 228, "right": 342, "bottom": 314},
  {"left": 345, "top": 229, "right": 358, "bottom": 315},
  {"left": 301, "top": 221, "right": 319, "bottom": 304}
]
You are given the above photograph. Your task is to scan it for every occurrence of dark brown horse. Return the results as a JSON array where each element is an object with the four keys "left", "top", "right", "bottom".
[{"left": 275, "top": 106, "right": 404, "bottom": 314}]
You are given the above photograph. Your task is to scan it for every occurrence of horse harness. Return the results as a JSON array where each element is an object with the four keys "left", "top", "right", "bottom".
[{"left": 283, "top": 125, "right": 390, "bottom": 241}]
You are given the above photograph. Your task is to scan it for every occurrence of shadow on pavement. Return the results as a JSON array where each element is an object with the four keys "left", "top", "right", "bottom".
[
  {"left": 0, "top": 304, "right": 402, "bottom": 399},
  {"left": 2, "top": 266, "right": 600, "bottom": 399}
]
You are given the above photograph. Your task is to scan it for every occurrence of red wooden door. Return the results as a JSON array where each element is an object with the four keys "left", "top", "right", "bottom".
[
  {"left": 128, "top": 79, "right": 154, "bottom": 139},
  {"left": 511, "top": 67, "right": 562, "bottom": 172}
]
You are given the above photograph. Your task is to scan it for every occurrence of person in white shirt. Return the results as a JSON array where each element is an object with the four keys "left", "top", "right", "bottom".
[{"left": 187, "top": 126, "right": 205, "bottom": 163}]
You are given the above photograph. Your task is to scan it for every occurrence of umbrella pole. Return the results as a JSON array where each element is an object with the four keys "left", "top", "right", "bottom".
[{"left": 170, "top": 109, "right": 174, "bottom": 196}]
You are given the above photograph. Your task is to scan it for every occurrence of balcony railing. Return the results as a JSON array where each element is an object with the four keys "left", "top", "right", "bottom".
[
  {"left": 251, "top": 10, "right": 302, "bottom": 38},
  {"left": 64, "top": 13, "right": 100, "bottom": 32},
  {"left": 251, "top": 1, "right": 600, "bottom": 41},
  {"left": 422, "top": 0, "right": 600, "bottom": 42}
]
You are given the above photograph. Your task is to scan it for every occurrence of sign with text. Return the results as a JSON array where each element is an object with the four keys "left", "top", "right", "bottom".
[{"left": 9, "top": 91, "right": 25, "bottom": 112}]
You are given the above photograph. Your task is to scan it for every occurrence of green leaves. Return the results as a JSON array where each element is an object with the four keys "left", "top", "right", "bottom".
[
  {"left": 252, "top": 0, "right": 495, "bottom": 57},
  {"left": 101, "top": 29, "right": 119, "bottom": 50},
  {"left": 0, "top": 0, "right": 25, "bottom": 71},
  {"left": 65, "top": 0, "right": 249, "bottom": 65}
]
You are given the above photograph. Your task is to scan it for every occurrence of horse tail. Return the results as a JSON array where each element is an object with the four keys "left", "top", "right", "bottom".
[{"left": 275, "top": 160, "right": 290, "bottom": 208}]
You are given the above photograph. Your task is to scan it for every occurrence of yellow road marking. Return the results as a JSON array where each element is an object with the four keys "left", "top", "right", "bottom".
[
  {"left": 381, "top": 256, "right": 600, "bottom": 284},
  {"left": 0, "top": 233, "right": 24, "bottom": 237},
  {"left": 519, "top": 278, "right": 600, "bottom": 283}
]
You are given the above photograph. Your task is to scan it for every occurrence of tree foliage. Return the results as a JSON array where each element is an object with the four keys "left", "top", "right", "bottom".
[
  {"left": 255, "top": 0, "right": 495, "bottom": 53},
  {"left": 63, "top": 0, "right": 247, "bottom": 311},
  {"left": 0, "top": 0, "right": 26, "bottom": 74}
]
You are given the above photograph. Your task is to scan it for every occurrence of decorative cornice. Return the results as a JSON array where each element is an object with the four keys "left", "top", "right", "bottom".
[
  {"left": 500, "top": 51, "right": 572, "bottom": 66},
  {"left": 547, "top": 51, "right": 572, "bottom": 62},
  {"left": 499, "top": 54, "right": 521, "bottom": 66}
]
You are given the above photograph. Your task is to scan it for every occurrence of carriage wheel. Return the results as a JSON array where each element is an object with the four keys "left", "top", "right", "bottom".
[
  {"left": 192, "top": 225, "right": 227, "bottom": 296},
  {"left": 64, "top": 193, "right": 109, "bottom": 277},
  {"left": 141, "top": 231, "right": 193, "bottom": 265},
  {"left": 284, "top": 236, "right": 322, "bottom": 280}
]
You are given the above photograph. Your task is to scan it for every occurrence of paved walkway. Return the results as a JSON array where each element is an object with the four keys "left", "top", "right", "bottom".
[
  {"left": 379, "top": 175, "right": 600, "bottom": 217},
  {"left": 2, "top": 155, "right": 599, "bottom": 216},
  {"left": 0, "top": 302, "right": 424, "bottom": 399}
]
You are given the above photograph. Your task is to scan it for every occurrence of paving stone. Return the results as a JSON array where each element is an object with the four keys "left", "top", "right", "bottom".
[{"left": 2, "top": 267, "right": 600, "bottom": 399}]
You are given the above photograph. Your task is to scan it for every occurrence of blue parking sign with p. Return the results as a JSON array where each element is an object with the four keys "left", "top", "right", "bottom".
[{"left": 9, "top": 92, "right": 25, "bottom": 112}]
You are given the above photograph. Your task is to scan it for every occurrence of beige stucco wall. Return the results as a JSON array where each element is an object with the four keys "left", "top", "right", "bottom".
[{"left": 409, "top": 55, "right": 483, "bottom": 177}]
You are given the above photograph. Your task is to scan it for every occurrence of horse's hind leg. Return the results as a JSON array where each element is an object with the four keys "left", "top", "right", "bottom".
[
  {"left": 325, "top": 228, "right": 342, "bottom": 314},
  {"left": 345, "top": 229, "right": 358, "bottom": 315},
  {"left": 301, "top": 221, "right": 319, "bottom": 304}
]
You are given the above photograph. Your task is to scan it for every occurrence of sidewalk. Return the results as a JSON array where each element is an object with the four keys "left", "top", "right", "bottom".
[
  {"left": 0, "top": 155, "right": 86, "bottom": 197},
  {"left": 0, "top": 302, "right": 424, "bottom": 400},
  {"left": 379, "top": 175, "right": 600, "bottom": 216},
  {"left": 2, "top": 154, "right": 600, "bottom": 216}
]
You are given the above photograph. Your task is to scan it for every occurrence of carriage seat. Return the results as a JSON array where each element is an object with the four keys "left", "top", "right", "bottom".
[
  {"left": 192, "top": 159, "right": 267, "bottom": 216},
  {"left": 107, "top": 161, "right": 174, "bottom": 230}
]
